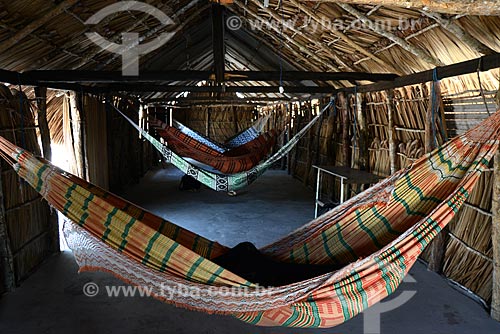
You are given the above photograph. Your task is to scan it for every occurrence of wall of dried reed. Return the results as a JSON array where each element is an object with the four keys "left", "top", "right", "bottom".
[
  {"left": 0, "top": 84, "right": 55, "bottom": 293},
  {"left": 182, "top": 105, "right": 257, "bottom": 143}
]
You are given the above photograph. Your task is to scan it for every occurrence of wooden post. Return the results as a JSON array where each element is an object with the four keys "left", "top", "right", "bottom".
[
  {"left": 34, "top": 86, "right": 59, "bottom": 253},
  {"left": 34, "top": 87, "right": 51, "bottom": 161},
  {"left": 325, "top": 102, "right": 337, "bottom": 166},
  {"left": 232, "top": 106, "right": 238, "bottom": 135},
  {"left": 386, "top": 90, "right": 399, "bottom": 174},
  {"left": 68, "top": 91, "right": 86, "bottom": 179},
  {"left": 303, "top": 101, "right": 315, "bottom": 186},
  {"left": 339, "top": 92, "right": 351, "bottom": 168},
  {"left": 356, "top": 92, "right": 369, "bottom": 171},
  {"left": 287, "top": 103, "right": 293, "bottom": 175},
  {"left": 0, "top": 163, "right": 15, "bottom": 291},
  {"left": 314, "top": 103, "right": 325, "bottom": 166},
  {"left": 206, "top": 107, "right": 211, "bottom": 138},
  {"left": 427, "top": 81, "right": 447, "bottom": 273},
  {"left": 492, "top": 149, "right": 500, "bottom": 321}
]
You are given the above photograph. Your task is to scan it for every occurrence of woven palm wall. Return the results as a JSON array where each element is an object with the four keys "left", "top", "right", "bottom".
[
  {"left": 0, "top": 84, "right": 55, "bottom": 293},
  {"left": 183, "top": 105, "right": 257, "bottom": 144}
]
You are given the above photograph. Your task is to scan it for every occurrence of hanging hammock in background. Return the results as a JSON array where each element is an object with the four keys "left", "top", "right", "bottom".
[
  {"left": 0, "top": 109, "right": 499, "bottom": 328},
  {"left": 154, "top": 125, "right": 276, "bottom": 174},
  {"left": 112, "top": 101, "right": 333, "bottom": 192},
  {"left": 149, "top": 113, "right": 273, "bottom": 154}
]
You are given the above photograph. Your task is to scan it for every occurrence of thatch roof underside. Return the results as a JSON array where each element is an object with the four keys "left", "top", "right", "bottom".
[{"left": 0, "top": 0, "right": 498, "bottom": 101}]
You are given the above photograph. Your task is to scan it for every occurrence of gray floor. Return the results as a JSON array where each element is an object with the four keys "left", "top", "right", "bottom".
[{"left": 1, "top": 167, "right": 499, "bottom": 334}]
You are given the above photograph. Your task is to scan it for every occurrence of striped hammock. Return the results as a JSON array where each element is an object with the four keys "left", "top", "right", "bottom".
[
  {"left": 153, "top": 126, "right": 276, "bottom": 174},
  {"left": 1, "top": 110, "right": 499, "bottom": 328},
  {"left": 159, "top": 113, "right": 273, "bottom": 153},
  {"left": 112, "top": 102, "right": 331, "bottom": 192}
]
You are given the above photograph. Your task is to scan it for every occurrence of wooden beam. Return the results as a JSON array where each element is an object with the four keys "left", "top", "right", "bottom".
[
  {"left": 421, "top": 11, "right": 495, "bottom": 56},
  {"left": 307, "top": 0, "right": 500, "bottom": 16},
  {"left": 146, "top": 96, "right": 292, "bottom": 103},
  {"left": 492, "top": 148, "right": 500, "bottom": 321},
  {"left": 89, "top": 84, "right": 338, "bottom": 94},
  {"left": 212, "top": 4, "right": 226, "bottom": 84},
  {"left": 0, "top": 0, "right": 78, "bottom": 52},
  {"left": 337, "top": 3, "right": 444, "bottom": 66},
  {"left": 343, "top": 53, "right": 500, "bottom": 94},
  {"left": 24, "top": 70, "right": 398, "bottom": 84}
]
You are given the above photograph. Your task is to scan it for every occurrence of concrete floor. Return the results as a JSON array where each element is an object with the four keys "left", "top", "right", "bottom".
[{"left": 1, "top": 167, "right": 500, "bottom": 334}]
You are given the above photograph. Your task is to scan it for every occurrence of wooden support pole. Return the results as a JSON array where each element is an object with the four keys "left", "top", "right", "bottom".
[
  {"left": 386, "top": 90, "right": 399, "bottom": 174},
  {"left": 34, "top": 87, "right": 52, "bottom": 161},
  {"left": 0, "top": 163, "right": 15, "bottom": 292},
  {"left": 304, "top": 102, "right": 315, "bottom": 186},
  {"left": 206, "top": 108, "right": 211, "bottom": 138},
  {"left": 492, "top": 148, "right": 500, "bottom": 321},
  {"left": 68, "top": 91, "right": 86, "bottom": 179},
  {"left": 34, "top": 86, "right": 59, "bottom": 253},
  {"left": 314, "top": 104, "right": 325, "bottom": 166},
  {"left": 356, "top": 93, "right": 369, "bottom": 171},
  {"left": 287, "top": 103, "right": 293, "bottom": 175},
  {"left": 339, "top": 92, "right": 351, "bottom": 168},
  {"left": 427, "top": 81, "right": 447, "bottom": 273},
  {"left": 325, "top": 104, "right": 337, "bottom": 166}
]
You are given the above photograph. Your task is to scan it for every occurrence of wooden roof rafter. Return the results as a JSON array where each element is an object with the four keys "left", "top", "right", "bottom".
[
  {"left": 304, "top": 0, "right": 500, "bottom": 16},
  {"left": 81, "top": 0, "right": 208, "bottom": 71},
  {"left": 420, "top": 11, "right": 495, "bottom": 56},
  {"left": 287, "top": 0, "right": 402, "bottom": 75},
  {"left": 246, "top": 0, "right": 355, "bottom": 72},
  {"left": 232, "top": 1, "right": 345, "bottom": 88},
  {"left": 336, "top": 3, "right": 445, "bottom": 66}
]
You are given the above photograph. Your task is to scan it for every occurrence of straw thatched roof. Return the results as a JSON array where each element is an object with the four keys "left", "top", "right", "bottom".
[{"left": 0, "top": 0, "right": 498, "bottom": 101}]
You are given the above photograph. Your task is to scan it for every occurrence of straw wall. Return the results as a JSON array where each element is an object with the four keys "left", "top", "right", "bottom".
[{"left": 0, "top": 84, "right": 55, "bottom": 292}]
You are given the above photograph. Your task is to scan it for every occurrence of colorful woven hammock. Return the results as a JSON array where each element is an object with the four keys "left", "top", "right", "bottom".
[
  {"left": 112, "top": 102, "right": 331, "bottom": 192},
  {"left": 154, "top": 126, "right": 276, "bottom": 174},
  {"left": 161, "top": 113, "right": 273, "bottom": 153},
  {"left": 1, "top": 110, "right": 499, "bottom": 328}
]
